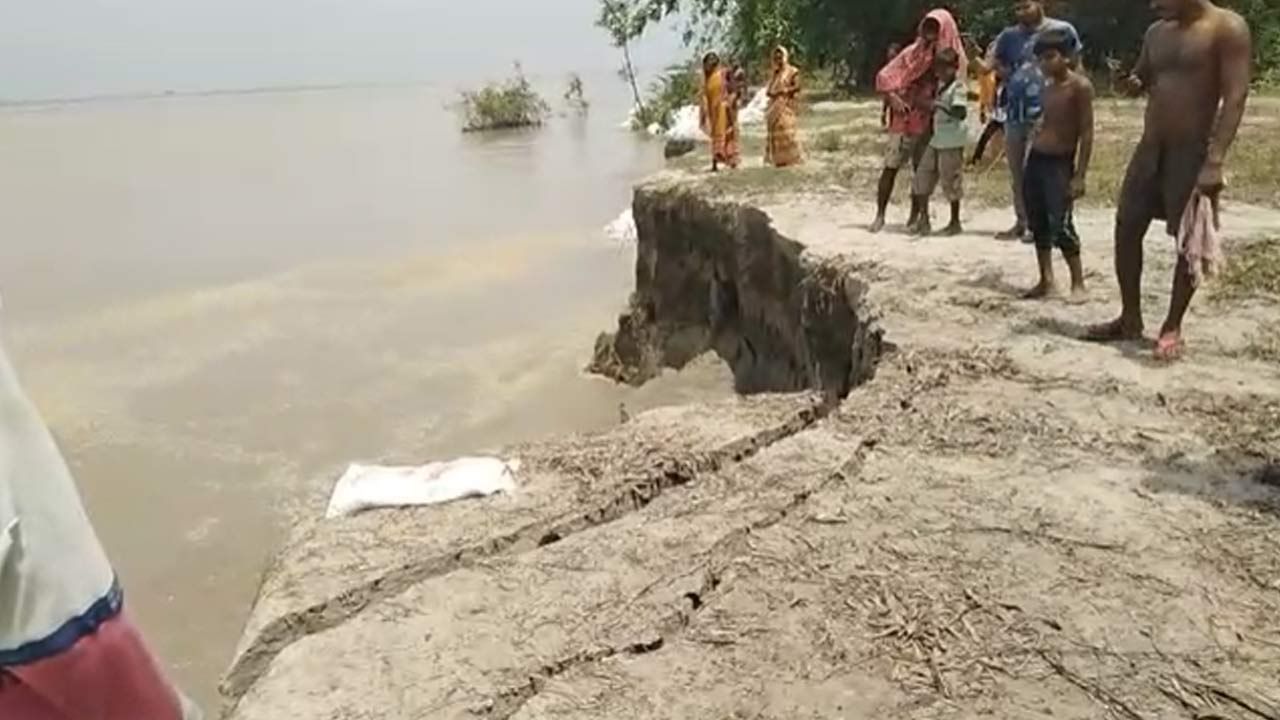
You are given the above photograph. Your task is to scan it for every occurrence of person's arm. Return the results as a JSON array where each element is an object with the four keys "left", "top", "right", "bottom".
[
  {"left": 1201, "top": 13, "right": 1253, "bottom": 192},
  {"left": 1124, "top": 24, "right": 1157, "bottom": 97},
  {"left": 1072, "top": 78, "right": 1096, "bottom": 199},
  {"left": 992, "top": 32, "right": 1014, "bottom": 79},
  {"left": 942, "top": 86, "right": 967, "bottom": 120}
]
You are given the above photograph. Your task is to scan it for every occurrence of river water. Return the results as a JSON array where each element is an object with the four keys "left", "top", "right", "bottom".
[{"left": 0, "top": 80, "right": 729, "bottom": 709}]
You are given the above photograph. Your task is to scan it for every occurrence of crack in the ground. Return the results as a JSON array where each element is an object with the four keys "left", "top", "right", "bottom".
[
  {"left": 473, "top": 569, "right": 723, "bottom": 719},
  {"left": 470, "top": 440, "right": 871, "bottom": 719},
  {"left": 219, "top": 398, "right": 829, "bottom": 714}
]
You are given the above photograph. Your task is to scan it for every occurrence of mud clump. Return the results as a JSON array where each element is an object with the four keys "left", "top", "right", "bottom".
[{"left": 590, "top": 186, "right": 883, "bottom": 399}]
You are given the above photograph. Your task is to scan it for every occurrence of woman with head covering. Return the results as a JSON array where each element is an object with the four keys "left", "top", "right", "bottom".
[
  {"left": 870, "top": 8, "right": 968, "bottom": 233},
  {"left": 881, "top": 42, "right": 905, "bottom": 129},
  {"left": 700, "top": 52, "right": 740, "bottom": 172},
  {"left": 0, "top": 314, "right": 201, "bottom": 719},
  {"left": 765, "top": 46, "right": 803, "bottom": 168}
]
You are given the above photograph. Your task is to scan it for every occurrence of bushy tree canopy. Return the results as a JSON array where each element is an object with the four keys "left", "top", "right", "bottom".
[{"left": 608, "top": 0, "right": 1280, "bottom": 87}]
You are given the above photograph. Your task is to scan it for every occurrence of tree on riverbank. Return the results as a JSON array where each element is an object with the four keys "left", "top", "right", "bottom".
[
  {"left": 603, "top": 0, "right": 1280, "bottom": 89},
  {"left": 599, "top": 0, "right": 649, "bottom": 121}
]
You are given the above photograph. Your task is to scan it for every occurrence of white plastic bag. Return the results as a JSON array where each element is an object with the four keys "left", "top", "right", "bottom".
[
  {"left": 738, "top": 87, "right": 768, "bottom": 126},
  {"left": 665, "top": 104, "right": 708, "bottom": 142},
  {"left": 325, "top": 457, "right": 519, "bottom": 519}
]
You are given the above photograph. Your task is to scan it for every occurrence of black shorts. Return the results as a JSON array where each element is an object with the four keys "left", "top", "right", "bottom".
[
  {"left": 1117, "top": 139, "right": 1206, "bottom": 237},
  {"left": 1023, "top": 150, "right": 1080, "bottom": 256}
]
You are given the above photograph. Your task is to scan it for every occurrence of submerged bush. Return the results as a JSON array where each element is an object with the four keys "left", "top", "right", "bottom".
[
  {"left": 564, "top": 73, "right": 590, "bottom": 114},
  {"left": 459, "top": 65, "right": 550, "bottom": 132}
]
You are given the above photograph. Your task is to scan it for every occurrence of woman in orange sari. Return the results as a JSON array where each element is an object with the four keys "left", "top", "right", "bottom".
[
  {"left": 765, "top": 46, "right": 802, "bottom": 167},
  {"left": 700, "top": 52, "right": 739, "bottom": 171}
]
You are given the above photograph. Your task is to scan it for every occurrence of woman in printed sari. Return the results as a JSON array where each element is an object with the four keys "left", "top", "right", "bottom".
[
  {"left": 765, "top": 46, "right": 803, "bottom": 167},
  {"left": 700, "top": 52, "right": 739, "bottom": 171}
]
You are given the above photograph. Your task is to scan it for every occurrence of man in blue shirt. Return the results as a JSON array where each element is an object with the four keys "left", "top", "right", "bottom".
[{"left": 992, "top": 0, "right": 1082, "bottom": 241}]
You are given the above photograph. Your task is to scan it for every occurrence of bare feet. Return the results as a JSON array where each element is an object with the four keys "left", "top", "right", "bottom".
[
  {"left": 995, "top": 225, "right": 1026, "bottom": 241},
  {"left": 910, "top": 218, "right": 932, "bottom": 237},
  {"left": 1021, "top": 282, "right": 1060, "bottom": 300},
  {"left": 1067, "top": 284, "right": 1088, "bottom": 304},
  {"left": 869, "top": 215, "right": 886, "bottom": 233},
  {"left": 1154, "top": 330, "right": 1184, "bottom": 363},
  {"left": 937, "top": 222, "right": 963, "bottom": 237},
  {"left": 1083, "top": 317, "right": 1145, "bottom": 343}
]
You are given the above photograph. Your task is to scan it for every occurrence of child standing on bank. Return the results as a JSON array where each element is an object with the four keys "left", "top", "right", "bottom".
[
  {"left": 910, "top": 47, "right": 967, "bottom": 236},
  {"left": 1022, "top": 29, "right": 1094, "bottom": 300}
]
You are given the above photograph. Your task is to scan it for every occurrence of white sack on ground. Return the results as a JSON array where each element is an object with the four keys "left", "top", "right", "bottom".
[
  {"left": 325, "top": 457, "right": 519, "bottom": 519},
  {"left": 738, "top": 87, "right": 768, "bottom": 126},
  {"left": 665, "top": 104, "right": 708, "bottom": 142}
]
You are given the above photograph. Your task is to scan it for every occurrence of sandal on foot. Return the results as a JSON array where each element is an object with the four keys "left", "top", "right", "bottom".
[{"left": 1154, "top": 333, "right": 1184, "bottom": 363}]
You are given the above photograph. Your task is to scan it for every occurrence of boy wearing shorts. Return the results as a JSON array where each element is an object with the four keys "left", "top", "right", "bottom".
[
  {"left": 1022, "top": 29, "right": 1094, "bottom": 299},
  {"left": 911, "top": 48, "right": 967, "bottom": 236}
]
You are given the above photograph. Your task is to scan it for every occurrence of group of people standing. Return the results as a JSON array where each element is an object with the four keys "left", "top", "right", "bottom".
[
  {"left": 870, "top": 0, "right": 1251, "bottom": 361},
  {"left": 700, "top": 47, "right": 803, "bottom": 171}
]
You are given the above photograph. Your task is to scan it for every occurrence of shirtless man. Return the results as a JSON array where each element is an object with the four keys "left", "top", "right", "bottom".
[
  {"left": 1087, "top": 0, "right": 1251, "bottom": 360},
  {"left": 1022, "top": 30, "right": 1094, "bottom": 300}
]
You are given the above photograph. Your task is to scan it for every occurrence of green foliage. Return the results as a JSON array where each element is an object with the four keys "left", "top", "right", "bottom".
[
  {"left": 604, "top": 0, "right": 1280, "bottom": 88},
  {"left": 634, "top": 63, "right": 701, "bottom": 130},
  {"left": 458, "top": 65, "right": 550, "bottom": 133},
  {"left": 1227, "top": 0, "right": 1280, "bottom": 84}
]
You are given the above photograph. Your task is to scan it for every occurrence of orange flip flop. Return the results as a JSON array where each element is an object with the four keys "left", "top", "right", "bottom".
[{"left": 1154, "top": 332, "right": 1184, "bottom": 363}]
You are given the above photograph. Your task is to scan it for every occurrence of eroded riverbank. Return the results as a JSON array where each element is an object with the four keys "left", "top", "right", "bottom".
[
  {"left": 590, "top": 185, "right": 883, "bottom": 399},
  {"left": 221, "top": 98, "right": 1280, "bottom": 718},
  {"left": 223, "top": 183, "right": 1280, "bottom": 719}
]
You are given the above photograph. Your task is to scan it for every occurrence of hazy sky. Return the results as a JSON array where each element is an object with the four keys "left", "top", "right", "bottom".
[{"left": 1, "top": 0, "right": 682, "bottom": 100}]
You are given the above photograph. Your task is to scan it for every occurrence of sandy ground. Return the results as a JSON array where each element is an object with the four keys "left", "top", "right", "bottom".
[
  {"left": 221, "top": 98, "right": 1280, "bottom": 718},
  {"left": 222, "top": 192, "right": 1279, "bottom": 719}
]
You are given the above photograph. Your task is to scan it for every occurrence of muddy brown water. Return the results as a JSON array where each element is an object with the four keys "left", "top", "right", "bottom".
[{"left": 0, "top": 85, "right": 731, "bottom": 709}]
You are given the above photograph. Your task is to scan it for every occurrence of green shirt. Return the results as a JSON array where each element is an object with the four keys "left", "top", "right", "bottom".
[{"left": 931, "top": 80, "right": 968, "bottom": 150}]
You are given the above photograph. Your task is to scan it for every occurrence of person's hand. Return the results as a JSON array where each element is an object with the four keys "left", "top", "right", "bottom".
[
  {"left": 1070, "top": 175, "right": 1087, "bottom": 200},
  {"left": 888, "top": 94, "right": 908, "bottom": 114},
  {"left": 1197, "top": 161, "right": 1225, "bottom": 195},
  {"left": 1198, "top": 161, "right": 1225, "bottom": 227},
  {"left": 1120, "top": 73, "right": 1144, "bottom": 97}
]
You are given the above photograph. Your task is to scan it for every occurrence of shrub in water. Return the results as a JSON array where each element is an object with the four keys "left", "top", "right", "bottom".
[{"left": 459, "top": 64, "right": 551, "bottom": 132}]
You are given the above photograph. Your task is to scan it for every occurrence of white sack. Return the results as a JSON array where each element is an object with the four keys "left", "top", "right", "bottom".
[{"left": 325, "top": 457, "right": 519, "bottom": 519}]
